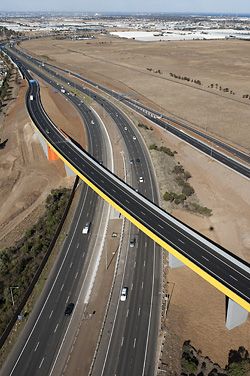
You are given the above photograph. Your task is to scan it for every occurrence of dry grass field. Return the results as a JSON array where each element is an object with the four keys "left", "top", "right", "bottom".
[{"left": 21, "top": 36, "right": 250, "bottom": 152}]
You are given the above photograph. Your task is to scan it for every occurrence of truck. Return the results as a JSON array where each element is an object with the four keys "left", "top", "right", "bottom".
[
  {"left": 61, "top": 88, "right": 65, "bottom": 93},
  {"left": 29, "top": 95, "right": 33, "bottom": 101}
]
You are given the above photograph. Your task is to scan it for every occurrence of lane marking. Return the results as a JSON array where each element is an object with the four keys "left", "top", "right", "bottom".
[
  {"left": 138, "top": 307, "right": 141, "bottom": 316},
  {"left": 39, "top": 357, "right": 45, "bottom": 369},
  {"left": 60, "top": 284, "right": 64, "bottom": 291},
  {"left": 144, "top": 260, "right": 146, "bottom": 267},
  {"left": 133, "top": 338, "right": 137, "bottom": 348},
  {"left": 75, "top": 271, "right": 79, "bottom": 279},
  {"left": 76, "top": 243, "right": 80, "bottom": 249},
  {"left": 202, "top": 256, "right": 210, "bottom": 262},
  {"left": 141, "top": 281, "right": 144, "bottom": 289},
  {"left": 34, "top": 342, "right": 39, "bottom": 352},
  {"left": 70, "top": 262, "right": 73, "bottom": 269},
  {"left": 66, "top": 295, "right": 70, "bottom": 303},
  {"left": 126, "top": 309, "right": 129, "bottom": 318},
  {"left": 54, "top": 324, "right": 59, "bottom": 333},
  {"left": 121, "top": 337, "right": 124, "bottom": 347},
  {"left": 31, "top": 77, "right": 250, "bottom": 312},
  {"left": 49, "top": 310, "right": 53, "bottom": 319},
  {"left": 230, "top": 275, "right": 238, "bottom": 282},
  {"left": 178, "top": 238, "right": 185, "bottom": 244},
  {"left": 134, "top": 261, "right": 136, "bottom": 268}
]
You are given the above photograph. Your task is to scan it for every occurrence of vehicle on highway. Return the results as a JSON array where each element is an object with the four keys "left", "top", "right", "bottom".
[
  {"left": 91, "top": 120, "right": 95, "bottom": 125},
  {"left": 133, "top": 136, "right": 137, "bottom": 140},
  {"left": 120, "top": 287, "right": 128, "bottom": 301},
  {"left": 82, "top": 222, "right": 91, "bottom": 234},
  {"left": 139, "top": 176, "right": 144, "bottom": 183},
  {"left": 136, "top": 158, "right": 140, "bottom": 163},
  {"left": 124, "top": 127, "right": 127, "bottom": 131},
  {"left": 64, "top": 303, "right": 75, "bottom": 316},
  {"left": 129, "top": 238, "right": 136, "bottom": 247},
  {"left": 130, "top": 159, "right": 134, "bottom": 164}
]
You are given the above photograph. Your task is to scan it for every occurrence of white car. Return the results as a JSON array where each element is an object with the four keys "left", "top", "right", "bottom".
[
  {"left": 91, "top": 120, "right": 95, "bottom": 125},
  {"left": 139, "top": 176, "right": 144, "bottom": 183},
  {"left": 129, "top": 238, "right": 136, "bottom": 248},
  {"left": 82, "top": 222, "right": 91, "bottom": 234},
  {"left": 133, "top": 136, "right": 136, "bottom": 140},
  {"left": 120, "top": 287, "right": 128, "bottom": 301},
  {"left": 124, "top": 127, "right": 127, "bottom": 131}
]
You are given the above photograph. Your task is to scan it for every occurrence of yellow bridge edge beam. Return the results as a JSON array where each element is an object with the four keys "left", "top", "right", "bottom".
[{"left": 38, "top": 128, "right": 250, "bottom": 313}]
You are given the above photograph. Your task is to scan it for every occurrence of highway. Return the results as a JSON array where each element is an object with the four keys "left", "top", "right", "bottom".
[
  {"left": 31, "top": 55, "right": 250, "bottom": 177},
  {"left": 2, "top": 46, "right": 250, "bottom": 376},
  {"left": 9, "top": 47, "right": 249, "bottom": 309},
  {"left": 8, "top": 45, "right": 250, "bottom": 178},
  {"left": 3, "top": 51, "right": 163, "bottom": 375},
  {"left": 25, "top": 75, "right": 250, "bottom": 310},
  {"left": 0, "top": 64, "right": 108, "bottom": 375}
]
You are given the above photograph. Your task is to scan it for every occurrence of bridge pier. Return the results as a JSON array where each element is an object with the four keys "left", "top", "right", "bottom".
[
  {"left": 169, "top": 254, "right": 184, "bottom": 269},
  {"left": 226, "top": 297, "right": 248, "bottom": 330}
]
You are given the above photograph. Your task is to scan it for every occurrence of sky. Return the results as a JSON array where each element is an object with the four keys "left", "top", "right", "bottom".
[{"left": 0, "top": 0, "right": 249, "bottom": 14}]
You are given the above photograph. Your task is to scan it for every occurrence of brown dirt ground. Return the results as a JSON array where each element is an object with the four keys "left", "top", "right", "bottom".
[
  {"left": 38, "top": 77, "right": 87, "bottom": 149},
  {"left": 11, "top": 37, "right": 250, "bottom": 369},
  {"left": 21, "top": 36, "right": 250, "bottom": 152},
  {"left": 0, "top": 73, "right": 86, "bottom": 250}
]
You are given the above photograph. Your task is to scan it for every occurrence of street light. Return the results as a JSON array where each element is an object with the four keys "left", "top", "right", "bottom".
[{"left": 10, "top": 286, "right": 19, "bottom": 307}]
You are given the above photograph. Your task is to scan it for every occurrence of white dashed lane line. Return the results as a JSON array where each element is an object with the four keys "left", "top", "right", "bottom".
[
  {"left": 229, "top": 274, "right": 238, "bottom": 282},
  {"left": 202, "top": 255, "right": 210, "bottom": 262},
  {"left": 34, "top": 342, "right": 39, "bottom": 352},
  {"left": 133, "top": 338, "right": 137, "bottom": 348},
  {"left": 39, "top": 357, "right": 45, "bottom": 369}
]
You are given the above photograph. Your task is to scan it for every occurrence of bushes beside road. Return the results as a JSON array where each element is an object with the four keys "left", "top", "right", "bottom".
[{"left": 0, "top": 188, "right": 71, "bottom": 337}]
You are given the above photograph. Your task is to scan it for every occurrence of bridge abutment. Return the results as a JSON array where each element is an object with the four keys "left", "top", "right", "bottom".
[
  {"left": 169, "top": 254, "right": 184, "bottom": 269},
  {"left": 226, "top": 297, "right": 249, "bottom": 330}
]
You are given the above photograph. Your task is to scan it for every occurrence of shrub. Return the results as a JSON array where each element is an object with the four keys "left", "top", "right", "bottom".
[
  {"left": 182, "top": 182, "right": 195, "bottom": 197},
  {"left": 159, "top": 146, "right": 175, "bottom": 157},
  {"left": 188, "top": 203, "right": 212, "bottom": 216},
  {"left": 149, "top": 143, "right": 157, "bottom": 150},
  {"left": 174, "top": 194, "right": 186, "bottom": 205},
  {"left": 0, "top": 187, "right": 71, "bottom": 337},
  {"left": 138, "top": 122, "right": 149, "bottom": 130},
  {"left": 163, "top": 191, "right": 175, "bottom": 202},
  {"left": 173, "top": 165, "right": 185, "bottom": 174}
]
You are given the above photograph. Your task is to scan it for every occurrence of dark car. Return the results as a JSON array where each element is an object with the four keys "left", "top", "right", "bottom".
[
  {"left": 65, "top": 303, "right": 75, "bottom": 316},
  {"left": 136, "top": 158, "right": 140, "bottom": 163}
]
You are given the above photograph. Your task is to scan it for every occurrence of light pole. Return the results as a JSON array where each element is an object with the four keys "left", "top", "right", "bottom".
[{"left": 10, "top": 286, "right": 19, "bottom": 307}]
